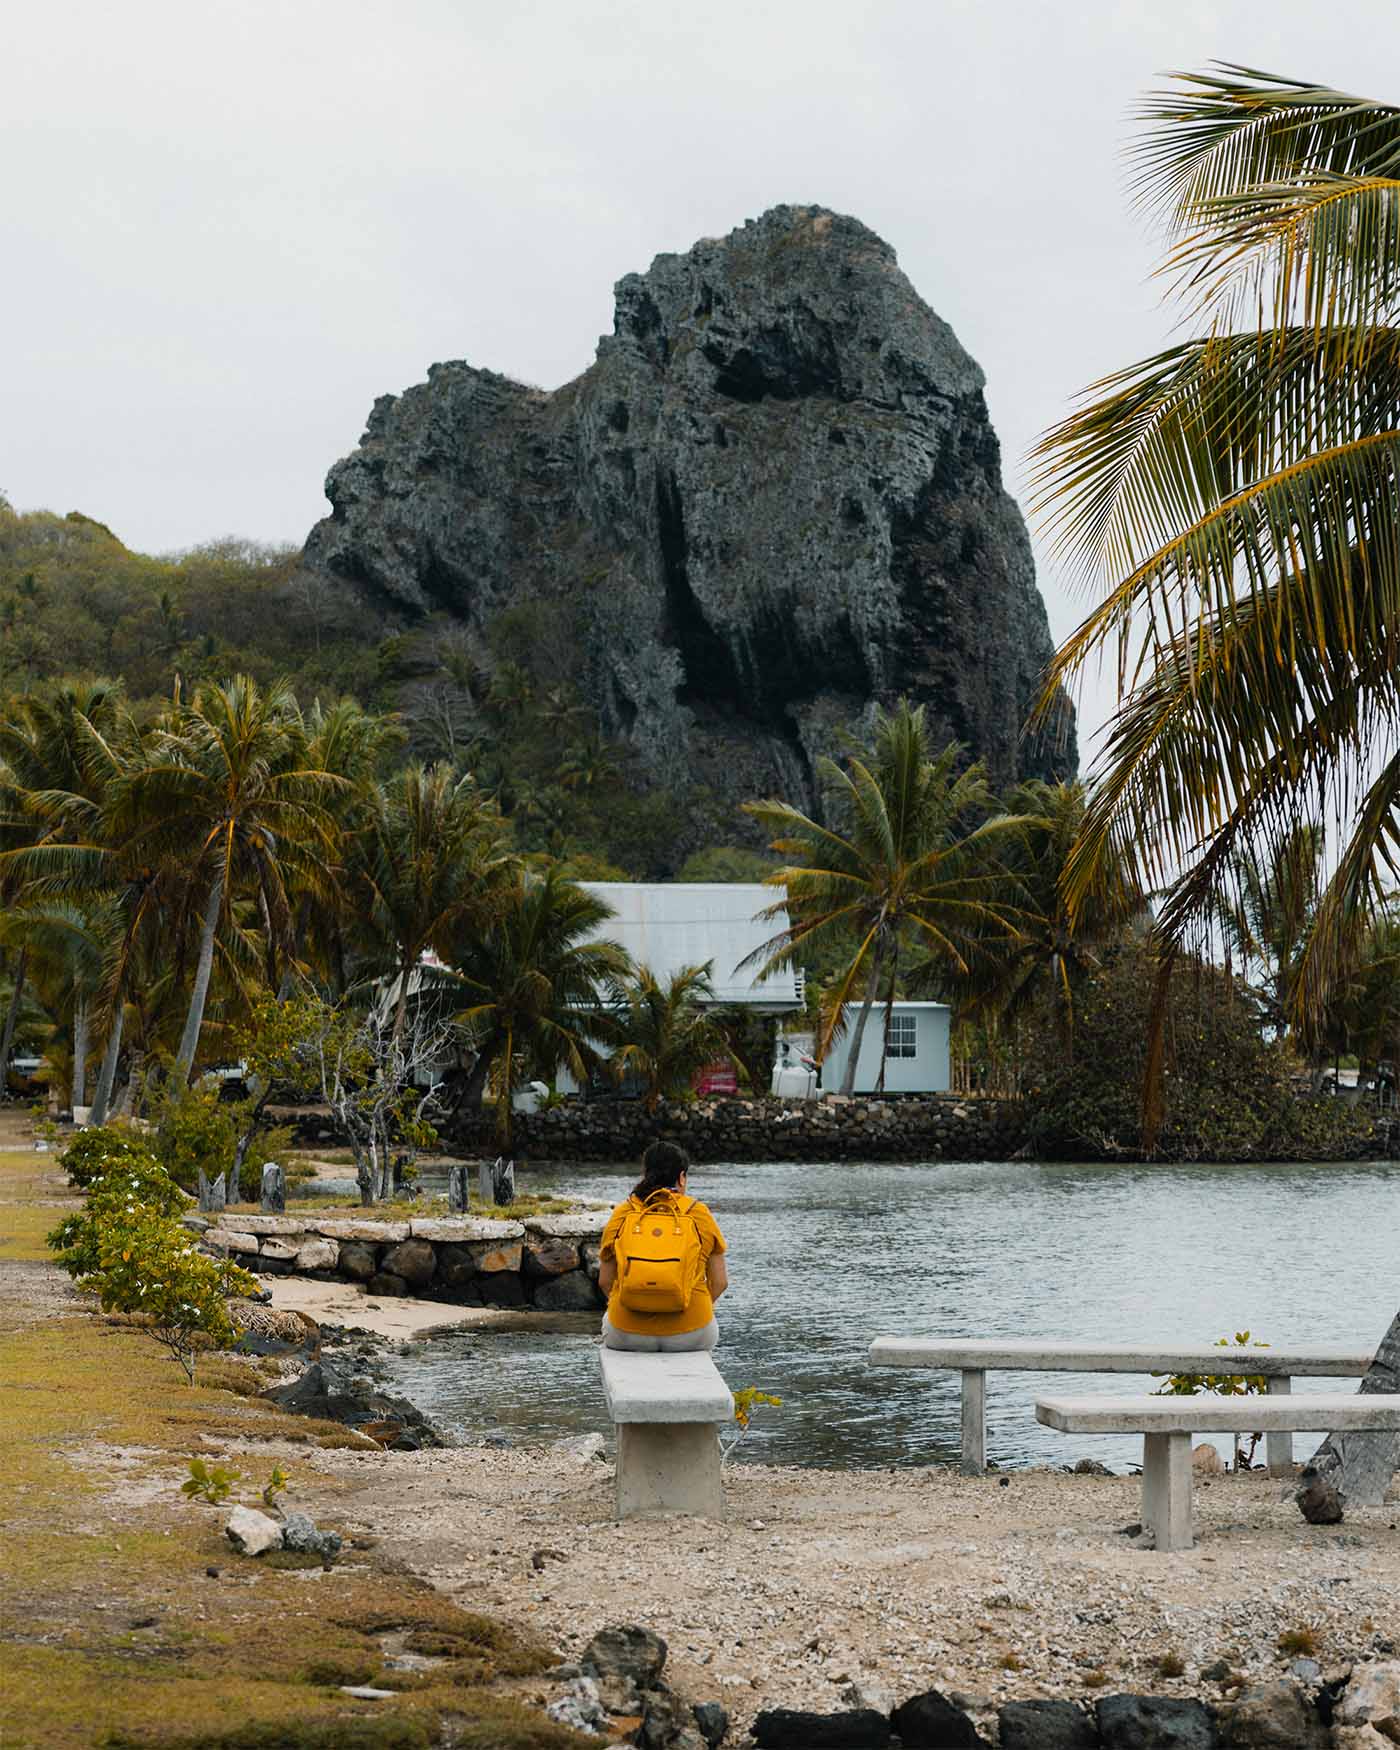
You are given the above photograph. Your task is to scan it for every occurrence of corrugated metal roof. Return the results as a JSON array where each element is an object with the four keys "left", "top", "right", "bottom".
[{"left": 579, "top": 882, "right": 800, "bottom": 1008}]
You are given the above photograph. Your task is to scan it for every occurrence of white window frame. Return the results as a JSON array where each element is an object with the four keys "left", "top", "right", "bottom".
[{"left": 885, "top": 1012, "right": 917, "bottom": 1059}]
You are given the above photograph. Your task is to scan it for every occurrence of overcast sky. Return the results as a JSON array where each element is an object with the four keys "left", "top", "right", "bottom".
[{"left": 7, "top": 0, "right": 1400, "bottom": 751}]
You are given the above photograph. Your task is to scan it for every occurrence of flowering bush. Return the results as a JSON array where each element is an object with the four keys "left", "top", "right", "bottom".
[
  {"left": 87, "top": 1207, "right": 258, "bottom": 1383},
  {"left": 59, "top": 1124, "right": 162, "bottom": 1190},
  {"left": 48, "top": 1156, "right": 256, "bottom": 1383}
]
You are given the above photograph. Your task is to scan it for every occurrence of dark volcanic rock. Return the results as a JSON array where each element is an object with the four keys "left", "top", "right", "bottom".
[
  {"left": 1097, "top": 1696, "right": 1216, "bottom": 1750},
  {"left": 752, "top": 1708, "right": 890, "bottom": 1748},
  {"left": 1000, "top": 1699, "right": 1100, "bottom": 1750},
  {"left": 891, "top": 1689, "right": 984, "bottom": 1748},
  {"left": 581, "top": 1624, "right": 667, "bottom": 1687},
  {"left": 1220, "top": 1682, "right": 1327, "bottom": 1750},
  {"left": 301, "top": 205, "right": 1074, "bottom": 829}
]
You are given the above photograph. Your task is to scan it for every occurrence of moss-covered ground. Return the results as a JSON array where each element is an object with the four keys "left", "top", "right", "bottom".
[{"left": 0, "top": 1127, "right": 593, "bottom": 1750}]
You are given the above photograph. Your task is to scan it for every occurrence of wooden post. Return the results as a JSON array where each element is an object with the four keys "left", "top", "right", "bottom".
[
  {"left": 1266, "top": 1376, "right": 1293, "bottom": 1475},
  {"left": 961, "top": 1368, "right": 987, "bottom": 1475}
]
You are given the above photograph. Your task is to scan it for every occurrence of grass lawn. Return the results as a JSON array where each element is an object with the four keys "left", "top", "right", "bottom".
[{"left": 0, "top": 1124, "right": 591, "bottom": 1750}]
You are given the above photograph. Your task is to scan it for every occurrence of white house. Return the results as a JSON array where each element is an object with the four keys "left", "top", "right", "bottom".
[
  {"left": 819, "top": 1000, "right": 951, "bottom": 1095},
  {"left": 577, "top": 882, "right": 803, "bottom": 1013}
]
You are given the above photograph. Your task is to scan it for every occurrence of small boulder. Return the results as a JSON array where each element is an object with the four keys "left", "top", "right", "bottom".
[
  {"left": 1336, "top": 1663, "right": 1400, "bottom": 1739},
  {"left": 582, "top": 1624, "right": 668, "bottom": 1688},
  {"left": 532, "top": 1270, "right": 600, "bottom": 1311},
  {"left": 547, "top": 1675, "right": 610, "bottom": 1735},
  {"left": 1221, "top": 1681, "right": 1327, "bottom": 1750},
  {"left": 1000, "top": 1699, "right": 1100, "bottom": 1750},
  {"left": 892, "top": 1689, "right": 983, "bottom": 1749},
  {"left": 1097, "top": 1695, "right": 1217, "bottom": 1750},
  {"left": 280, "top": 1510, "right": 343, "bottom": 1561},
  {"left": 693, "top": 1699, "right": 729, "bottom": 1746},
  {"left": 382, "top": 1238, "right": 436, "bottom": 1290},
  {"left": 1193, "top": 1444, "right": 1225, "bottom": 1475},
  {"left": 643, "top": 1687, "right": 700, "bottom": 1748},
  {"left": 366, "top": 1272, "right": 408, "bottom": 1298},
  {"left": 753, "top": 1708, "right": 890, "bottom": 1748},
  {"left": 337, "top": 1240, "right": 376, "bottom": 1281},
  {"left": 295, "top": 1237, "right": 339, "bottom": 1272},
  {"left": 224, "top": 1505, "right": 283, "bottom": 1556},
  {"left": 1296, "top": 1468, "right": 1344, "bottom": 1525},
  {"left": 524, "top": 1234, "right": 581, "bottom": 1277}
]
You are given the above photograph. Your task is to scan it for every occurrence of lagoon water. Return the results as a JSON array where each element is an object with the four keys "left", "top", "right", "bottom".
[{"left": 383, "top": 1158, "right": 1399, "bottom": 1471}]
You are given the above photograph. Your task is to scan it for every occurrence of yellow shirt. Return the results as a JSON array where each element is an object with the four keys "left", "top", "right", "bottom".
[{"left": 600, "top": 1195, "right": 727, "bottom": 1335}]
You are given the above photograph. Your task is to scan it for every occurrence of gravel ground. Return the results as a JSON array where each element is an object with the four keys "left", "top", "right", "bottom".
[{"left": 304, "top": 1438, "right": 1400, "bottom": 1741}]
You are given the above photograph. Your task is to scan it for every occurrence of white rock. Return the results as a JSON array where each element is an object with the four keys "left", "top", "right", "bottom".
[
  {"left": 295, "top": 1237, "right": 339, "bottom": 1271},
  {"left": 408, "top": 1217, "right": 525, "bottom": 1242},
  {"left": 224, "top": 1505, "right": 283, "bottom": 1556},
  {"left": 1338, "top": 1663, "right": 1400, "bottom": 1735},
  {"left": 234, "top": 1214, "right": 305, "bottom": 1235},
  {"left": 523, "top": 1213, "right": 607, "bottom": 1239},
  {"left": 259, "top": 1237, "right": 300, "bottom": 1261},
  {"left": 314, "top": 1219, "right": 411, "bottom": 1242},
  {"left": 210, "top": 1228, "right": 260, "bottom": 1254},
  {"left": 553, "top": 1432, "right": 607, "bottom": 1465},
  {"left": 340, "top": 1685, "right": 397, "bottom": 1699}
]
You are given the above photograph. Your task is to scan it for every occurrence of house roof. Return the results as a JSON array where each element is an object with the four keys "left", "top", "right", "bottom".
[{"left": 578, "top": 882, "right": 801, "bottom": 1009}]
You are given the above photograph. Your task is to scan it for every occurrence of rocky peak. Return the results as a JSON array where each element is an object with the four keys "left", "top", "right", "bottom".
[{"left": 302, "top": 204, "right": 1075, "bottom": 817}]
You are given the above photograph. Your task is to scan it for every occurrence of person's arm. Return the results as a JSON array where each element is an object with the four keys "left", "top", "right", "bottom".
[
  {"left": 706, "top": 1252, "right": 728, "bottom": 1300},
  {"left": 599, "top": 1255, "right": 616, "bottom": 1296}
]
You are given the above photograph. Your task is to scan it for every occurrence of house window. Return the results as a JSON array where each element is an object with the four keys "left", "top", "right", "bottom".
[{"left": 886, "top": 1013, "right": 917, "bottom": 1059}]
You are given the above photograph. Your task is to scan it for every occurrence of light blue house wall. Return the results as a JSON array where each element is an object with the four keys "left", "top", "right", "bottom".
[{"left": 819, "top": 1001, "right": 951, "bottom": 1095}]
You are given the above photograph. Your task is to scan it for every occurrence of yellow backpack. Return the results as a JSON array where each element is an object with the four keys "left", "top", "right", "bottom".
[{"left": 614, "top": 1189, "right": 704, "bottom": 1315}]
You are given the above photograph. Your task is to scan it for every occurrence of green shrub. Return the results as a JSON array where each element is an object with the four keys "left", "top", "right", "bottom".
[
  {"left": 153, "top": 1080, "right": 237, "bottom": 1193},
  {"left": 60, "top": 1124, "right": 161, "bottom": 1190},
  {"left": 48, "top": 1159, "right": 189, "bottom": 1279},
  {"left": 84, "top": 1203, "right": 258, "bottom": 1382}
]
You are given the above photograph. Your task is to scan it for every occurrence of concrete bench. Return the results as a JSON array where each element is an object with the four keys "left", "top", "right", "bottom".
[
  {"left": 869, "top": 1338, "right": 1374, "bottom": 1475},
  {"left": 1036, "top": 1390, "right": 1400, "bottom": 1551},
  {"left": 599, "top": 1349, "right": 734, "bottom": 1520}
]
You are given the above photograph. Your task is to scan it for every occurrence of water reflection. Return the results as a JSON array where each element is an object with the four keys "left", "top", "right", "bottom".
[{"left": 384, "top": 1158, "right": 1399, "bottom": 1470}]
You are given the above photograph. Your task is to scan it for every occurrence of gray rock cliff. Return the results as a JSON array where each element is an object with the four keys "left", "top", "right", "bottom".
[{"left": 302, "top": 205, "right": 1075, "bottom": 811}]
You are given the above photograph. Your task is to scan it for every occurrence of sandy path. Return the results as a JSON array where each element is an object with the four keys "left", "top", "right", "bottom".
[{"left": 301, "top": 1433, "right": 1400, "bottom": 1741}]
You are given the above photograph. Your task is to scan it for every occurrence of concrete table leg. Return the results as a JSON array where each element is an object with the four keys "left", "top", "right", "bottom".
[
  {"left": 1265, "top": 1377, "right": 1293, "bottom": 1474},
  {"left": 1141, "top": 1431, "right": 1193, "bottom": 1551},
  {"left": 615, "top": 1423, "right": 725, "bottom": 1520},
  {"left": 961, "top": 1369, "right": 987, "bottom": 1475}
]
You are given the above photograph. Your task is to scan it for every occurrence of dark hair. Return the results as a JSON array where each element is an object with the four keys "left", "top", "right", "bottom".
[{"left": 629, "top": 1140, "right": 690, "bottom": 1201}]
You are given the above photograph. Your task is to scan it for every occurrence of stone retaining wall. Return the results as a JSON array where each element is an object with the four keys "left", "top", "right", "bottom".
[
  {"left": 194, "top": 1210, "right": 607, "bottom": 1311},
  {"left": 446, "top": 1093, "right": 1027, "bottom": 1163}
]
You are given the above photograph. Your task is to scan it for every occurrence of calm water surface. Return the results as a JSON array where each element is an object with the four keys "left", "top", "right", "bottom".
[{"left": 382, "top": 1159, "right": 1399, "bottom": 1471}]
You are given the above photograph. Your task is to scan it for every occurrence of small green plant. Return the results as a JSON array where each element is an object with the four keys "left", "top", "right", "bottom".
[
  {"left": 1154, "top": 1332, "right": 1270, "bottom": 1470},
  {"left": 151, "top": 1078, "right": 237, "bottom": 1194},
  {"left": 1157, "top": 1651, "right": 1187, "bottom": 1678},
  {"left": 182, "top": 1457, "right": 242, "bottom": 1504},
  {"left": 1277, "top": 1626, "right": 1321, "bottom": 1657},
  {"left": 262, "top": 1464, "right": 289, "bottom": 1508},
  {"left": 721, "top": 1387, "right": 783, "bottom": 1463},
  {"left": 998, "top": 1652, "right": 1024, "bottom": 1671},
  {"left": 1081, "top": 1669, "right": 1108, "bottom": 1690}
]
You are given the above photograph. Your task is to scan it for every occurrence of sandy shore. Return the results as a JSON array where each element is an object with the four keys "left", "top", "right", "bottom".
[{"left": 266, "top": 1276, "right": 1400, "bottom": 1740}]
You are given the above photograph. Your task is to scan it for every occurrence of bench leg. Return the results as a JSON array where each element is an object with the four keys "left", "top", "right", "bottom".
[
  {"left": 615, "top": 1423, "right": 725, "bottom": 1520},
  {"left": 1265, "top": 1377, "right": 1293, "bottom": 1475},
  {"left": 1141, "top": 1431, "right": 1193, "bottom": 1552},
  {"left": 961, "top": 1369, "right": 987, "bottom": 1476}
]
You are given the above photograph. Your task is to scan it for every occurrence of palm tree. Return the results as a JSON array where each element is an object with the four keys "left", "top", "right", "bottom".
[
  {"left": 744, "top": 702, "right": 1022, "bottom": 1093},
  {"left": 610, "top": 962, "right": 739, "bottom": 1110},
  {"left": 108, "top": 677, "right": 341, "bottom": 1087},
  {"left": 1214, "top": 822, "right": 1325, "bottom": 1040},
  {"left": 942, "top": 779, "right": 1145, "bottom": 1043},
  {"left": 444, "top": 866, "right": 630, "bottom": 1144},
  {"left": 1031, "top": 64, "right": 1400, "bottom": 1050},
  {"left": 356, "top": 762, "right": 511, "bottom": 1037}
]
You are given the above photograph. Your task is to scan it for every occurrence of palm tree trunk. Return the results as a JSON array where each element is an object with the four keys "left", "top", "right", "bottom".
[
  {"left": 875, "top": 952, "right": 900, "bottom": 1097},
  {"left": 839, "top": 945, "right": 885, "bottom": 1096},
  {"left": 1297, "top": 1308, "right": 1400, "bottom": 1511},
  {"left": 0, "top": 948, "right": 28, "bottom": 1087},
  {"left": 392, "top": 949, "right": 415, "bottom": 1039},
  {"left": 89, "top": 999, "right": 125, "bottom": 1127},
  {"left": 172, "top": 865, "right": 225, "bottom": 1089},
  {"left": 71, "top": 997, "right": 90, "bottom": 1111}
]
